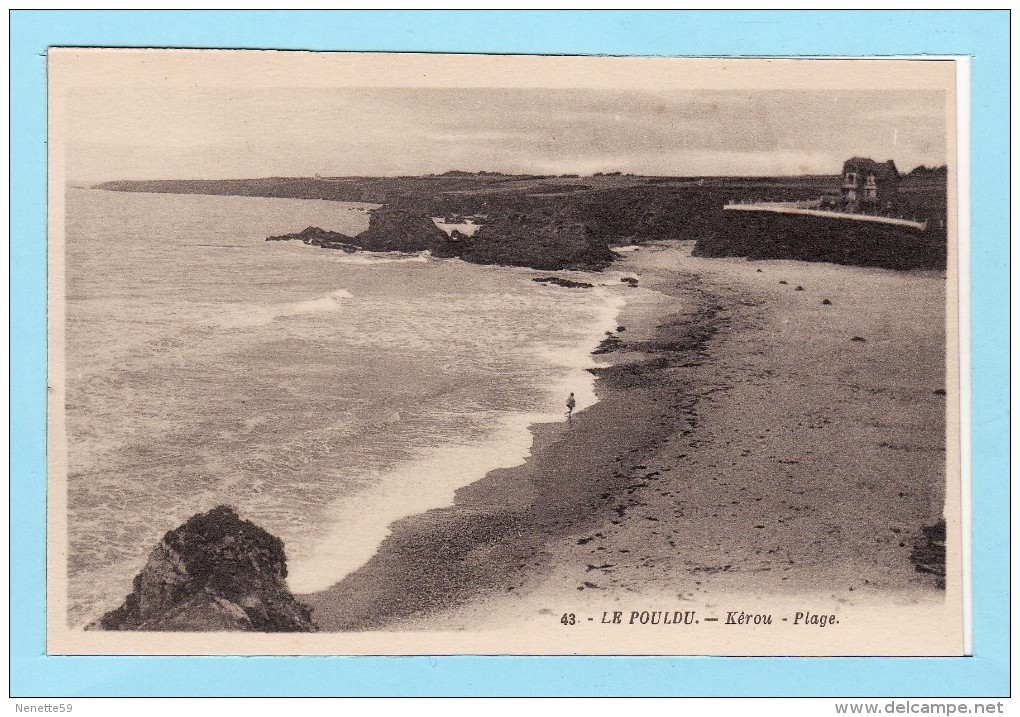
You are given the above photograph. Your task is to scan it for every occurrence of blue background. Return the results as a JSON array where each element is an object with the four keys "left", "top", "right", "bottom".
[{"left": 10, "top": 10, "right": 1010, "bottom": 697}]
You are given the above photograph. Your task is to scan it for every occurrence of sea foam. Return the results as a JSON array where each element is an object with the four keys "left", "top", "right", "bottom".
[
  {"left": 330, "top": 250, "right": 431, "bottom": 265},
  {"left": 217, "top": 288, "right": 354, "bottom": 327},
  {"left": 286, "top": 410, "right": 544, "bottom": 593}
]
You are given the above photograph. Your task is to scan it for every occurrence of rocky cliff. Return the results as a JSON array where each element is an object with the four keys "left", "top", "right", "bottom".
[
  {"left": 94, "top": 505, "right": 316, "bottom": 632},
  {"left": 460, "top": 203, "right": 616, "bottom": 270},
  {"left": 694, "top": 210, "right": 946, "bottom": 270}
]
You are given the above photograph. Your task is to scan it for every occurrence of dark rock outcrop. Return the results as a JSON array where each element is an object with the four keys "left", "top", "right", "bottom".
[
  {"left": 267, "top": 212, "right": 460, "bottom": 258},
  {"left": 462, "top": 204, "right": 616, "bottom": 270},
  {"left": 267, "top": 226, "right": 358, "bottom": 251},
  {"left": 356, "top": 208, "right": 461, "bottom": 257},
  {"left": 269, "top": 202, "right": 618, "bottom": 270},
  {"left": 94, "top": 505, "right": 316, "bottom": 632},
  {"left": 532, "top": 276, "right": 594, "bottom": 289}
]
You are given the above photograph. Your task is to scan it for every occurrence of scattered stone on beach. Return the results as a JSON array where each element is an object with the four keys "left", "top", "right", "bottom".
[
  {"left": 822, "top": 299, "right": 832, "bottom": 305},
  {"left": 92, "top": 505, "right": 316, "bottom": 632},
  {"left": 621, "top": 276, "right": 640, "bottom": 287},
  {"left": 795, "top": 286, "right": 804, "bottom": 291},
  {"left": 851, "top": 336, "right": 866, "bottom": 342},
  {"left": 933, "top": 388, "right": 947, "bottom": 396},
  {"left": 779, "top": 280, "right": 788, "bottom": 285},
  {"left": 756, "top": 268, "right": 763, "bottom": 273},
  {"left": 616, "top": 325, "right": 626, "bottom": 332}
]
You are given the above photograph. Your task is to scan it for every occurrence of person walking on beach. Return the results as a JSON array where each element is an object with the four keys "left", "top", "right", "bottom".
[{"left": 566, "top": 392, "right": 576, "bottom": 419}]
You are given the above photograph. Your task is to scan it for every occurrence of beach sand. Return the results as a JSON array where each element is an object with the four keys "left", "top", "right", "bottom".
[{"left": 304, "top": 241, "right": 956, "bottom": 653}]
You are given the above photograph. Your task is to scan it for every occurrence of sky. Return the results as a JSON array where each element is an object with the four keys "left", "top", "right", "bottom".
[{"left": 64, "top": 86, "right": 948, "bottom": 182}]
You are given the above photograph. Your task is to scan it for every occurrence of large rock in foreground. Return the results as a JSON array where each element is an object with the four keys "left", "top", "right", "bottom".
[{"left": 94, "top": 506, "right": 316, "bottom": 632}]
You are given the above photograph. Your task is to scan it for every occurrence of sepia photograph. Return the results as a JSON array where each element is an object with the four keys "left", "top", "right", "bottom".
[{"left": 46, "top": 50, "right": 963, "bottom": 656}]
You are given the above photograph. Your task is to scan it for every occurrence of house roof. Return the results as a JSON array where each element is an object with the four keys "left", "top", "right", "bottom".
[{"left": 843, "top": 157, "right": 900, "bottom": 181}]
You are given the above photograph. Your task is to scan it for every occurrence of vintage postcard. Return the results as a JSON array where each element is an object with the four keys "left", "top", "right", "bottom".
[{"left": 47, "top": 49, "right": 963, "bottom": 656}]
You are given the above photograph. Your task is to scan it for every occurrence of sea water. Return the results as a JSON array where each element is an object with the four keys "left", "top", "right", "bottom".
[{"left": 62, "top": 188, "right": 627, "bottom": 626}]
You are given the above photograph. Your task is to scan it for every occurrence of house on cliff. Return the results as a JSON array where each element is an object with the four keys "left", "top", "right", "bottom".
[{"left": 840, "top": 157, "right": 900, "bottom": 211}]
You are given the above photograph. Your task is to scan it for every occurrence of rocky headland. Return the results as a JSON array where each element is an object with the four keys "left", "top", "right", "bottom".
[
  {"left": 100, "top": 171, "right": 947, "bottom": 272},
  {"left": 267, "top": 201, "right": 618, "bottom": 270}
]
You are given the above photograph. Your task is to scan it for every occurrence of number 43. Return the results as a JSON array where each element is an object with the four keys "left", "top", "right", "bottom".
[{"left": 560, "top": 613, "right": 576, "bottom": 625}]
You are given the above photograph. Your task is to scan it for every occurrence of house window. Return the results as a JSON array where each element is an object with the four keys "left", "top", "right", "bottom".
[{"left": 845, "top": 172, "right": 857, "bottom": 184}]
